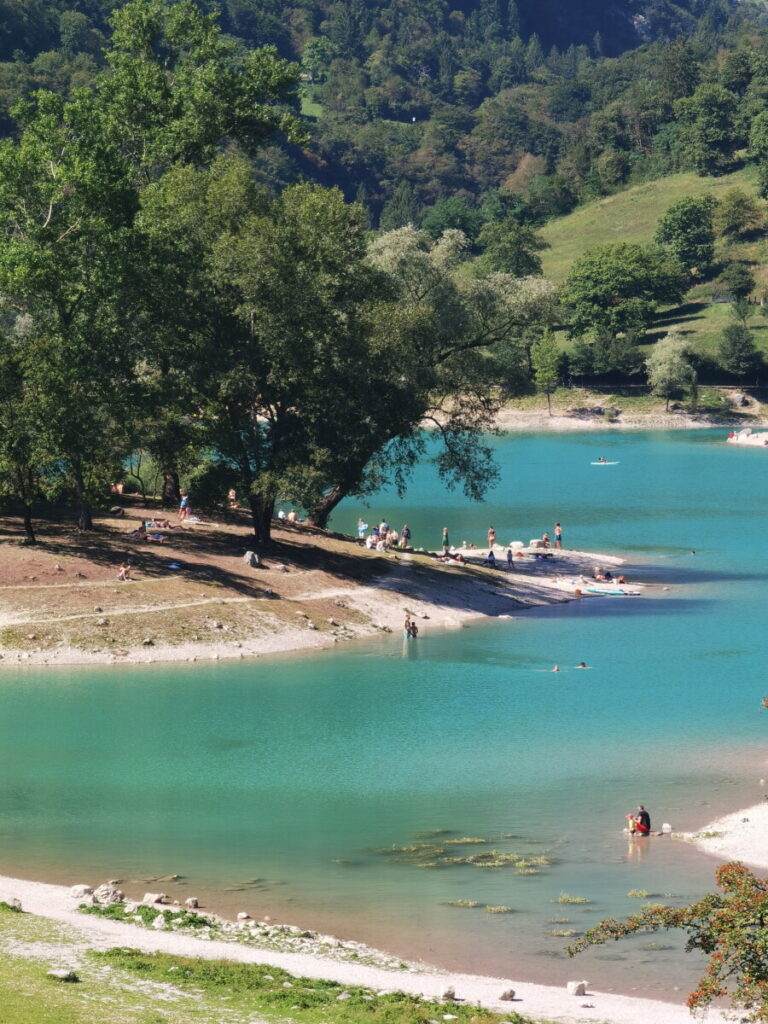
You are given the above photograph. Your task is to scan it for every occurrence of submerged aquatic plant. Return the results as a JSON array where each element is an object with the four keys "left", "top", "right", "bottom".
[
  {"left": 485, "top": 905, "right": 512, "bottom": 913},
  {"left": 444, "top": 900, "right": 483, "bottom": 908},
  {"left": 554, "top": 893, "right": 591, "bottom": 904},
  {"left": 627, "top": 889, "right": 650, "bottom": 898}
]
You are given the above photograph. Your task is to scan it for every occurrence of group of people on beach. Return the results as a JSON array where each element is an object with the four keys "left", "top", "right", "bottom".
[
  {"left": 359, "top": 518, "right": 412, "bottom": 551},
  {"left": 437, "top": 521, "right": 565, "bottom": 569}
]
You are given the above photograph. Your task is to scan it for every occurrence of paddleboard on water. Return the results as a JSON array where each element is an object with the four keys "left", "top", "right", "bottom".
[{"left": 591, "top": 460, "right": 619, "bottom": 465}]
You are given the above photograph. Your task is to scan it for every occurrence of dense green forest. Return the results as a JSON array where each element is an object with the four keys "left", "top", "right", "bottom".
[
  {"left": 3, "top": 0, "right": 768, "bottom": 539},
  {"left": 0, "top": 0, "right": 759, "bottom": 222}
]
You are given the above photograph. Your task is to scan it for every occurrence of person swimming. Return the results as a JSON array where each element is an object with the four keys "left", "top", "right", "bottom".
[
  {"left": 552, "top": 664, "right": 560, "bottom": 672},
  {"left": 577, "top": 661, "right": 588, "bottom": 669}
]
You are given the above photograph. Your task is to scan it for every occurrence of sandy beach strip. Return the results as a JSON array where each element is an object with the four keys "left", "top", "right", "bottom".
[
  {"left": 0, "top": 872, "right": 728, "bottom": 1024},
  {"left": 689, "top": 799, "right": 768, "bottom": 871}
]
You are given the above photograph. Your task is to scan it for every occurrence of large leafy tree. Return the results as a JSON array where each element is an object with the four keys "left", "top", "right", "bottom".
[
  {"left": 0, "top": 0, "right": 302, "bottom": 529},
  {"left": 654, "top": 195, "right": 716, "bottom": 276},
  {"left": 718, "top": 323, "right": 762, "bottom": 378},
  {"left": 646, "top": 329, "right": 697, "bottom": 409},
  {"left": 674, "top": 84, "right": 740, "bottom": 176},
  {"left": 562, "top": 242, "right": 688, "bottom": 337},
  {"left": 0, "top": 89, "right": 143, "bottom": 529},
  {"left": 568, "top": 863, "right": 768, "bottom": 1022}
]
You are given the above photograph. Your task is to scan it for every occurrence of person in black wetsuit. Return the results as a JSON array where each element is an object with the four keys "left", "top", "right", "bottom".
[{"left": 635, "top": 805, "right": 651, "bottom": 835}]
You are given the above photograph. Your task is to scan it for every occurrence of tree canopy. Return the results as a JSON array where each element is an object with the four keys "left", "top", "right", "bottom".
[
  {"left": 569, "top": 862, "right": 768, "bottom": 1022},
  {"left": 561, "top": 242, "right": 688, "bottom": 337}
]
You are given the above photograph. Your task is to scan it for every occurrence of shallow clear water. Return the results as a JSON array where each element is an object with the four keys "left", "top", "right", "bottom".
[{"left": 1, "top": 430, "right": 767, "bottom": 997}]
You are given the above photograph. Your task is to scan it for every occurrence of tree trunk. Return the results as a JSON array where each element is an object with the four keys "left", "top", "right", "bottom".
[
  {"left": 248, "top": 494, "right": 274, "bottom": 545},
  {"left": 21, "top": 503, "right": 36, "bottom": 545},
  {"left": 307, "top": 483, "right": 347, "bottom": 529},
  {"left": 162, "top": 470, "right": 181, "bottom": 508},
  {"left": 72, "top": 464, "right": 94, "bottom": 530},
  {"left": 546, "top": 389, "right": 552, "bottom": 416}
]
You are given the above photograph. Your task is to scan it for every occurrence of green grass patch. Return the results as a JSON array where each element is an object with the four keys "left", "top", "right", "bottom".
[
  {"left": 540, "top": 166, "right": 758, "bottom": 283},
  {"left": 93, "top": 948, "right": 531, "bottom": 1023},
  {"left": 553, "top": 893, "right": 591, "bottom": 904}
]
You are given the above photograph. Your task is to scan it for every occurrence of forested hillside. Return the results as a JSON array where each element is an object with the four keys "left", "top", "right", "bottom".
[{"left": 0, "top": 0, "right": 749, "bottom": 224}]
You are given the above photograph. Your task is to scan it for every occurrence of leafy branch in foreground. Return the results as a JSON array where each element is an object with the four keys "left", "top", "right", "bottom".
[{"left": 568, "top": 862, "right": 768, "bottom": 1021}]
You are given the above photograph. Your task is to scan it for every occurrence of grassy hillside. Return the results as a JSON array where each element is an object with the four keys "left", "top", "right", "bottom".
[
  {"left": 540, "top": 164, "right": 768, "bottom": 362},
  {"left": 540, "top": 166, "right": 759, "bottom": 282}
]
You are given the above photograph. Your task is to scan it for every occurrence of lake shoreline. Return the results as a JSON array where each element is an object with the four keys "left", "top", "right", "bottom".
[
  {"left": 495, "top": 406, "right": 768, "bottom": 433},
  {"left": 0, "top": 546, "right": 625, "bottom": 671},
  {"left": 0, "top": 870, "right": 729, "bottom": 1024},
  {"left": 688, "top": 798, "right": 768, "bottom": 870}
]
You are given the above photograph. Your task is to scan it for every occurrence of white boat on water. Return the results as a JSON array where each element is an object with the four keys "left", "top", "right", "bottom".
[{"left": 727, "top": 428, "right": 768, "bottom": 447}]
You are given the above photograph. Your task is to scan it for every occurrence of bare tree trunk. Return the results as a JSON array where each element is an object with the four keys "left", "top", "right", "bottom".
[
  {"left": 162, "top": 470, "right": 181, "bottom": 508},
  {"left": 22, "top": 503, "right": 36, "bottom": 544},
  {"left": 71, "top": 462, "right": 93, "bottom": 530},
  {"left": 248, "top": 493, "right": 274, "bottom": 544},
  {"left": 307, "top": 484, "right": 346, "bottom": 529}
]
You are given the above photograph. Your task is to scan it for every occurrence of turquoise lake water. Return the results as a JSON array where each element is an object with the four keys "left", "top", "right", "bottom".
[{"left": 1, "top": 429, "right": 767, "bottom": 997}]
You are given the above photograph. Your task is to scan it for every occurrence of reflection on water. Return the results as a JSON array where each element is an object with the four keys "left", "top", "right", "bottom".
[{"left": 0, "top": 430, "right": 766, "bottom": 999}]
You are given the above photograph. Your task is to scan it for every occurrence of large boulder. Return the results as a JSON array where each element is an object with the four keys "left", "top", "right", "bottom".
[
  {"left": 92, "top": 884, "right": 124, "bottom": 905},
  {"left": 69, "top": 884, "right": 93, "bottom": 899},
  {"left": 142, "top": 892, "right": 168, "bottom": 905},
  {"left": 567, "top": 980, "right": 588, "bottom": 996}
]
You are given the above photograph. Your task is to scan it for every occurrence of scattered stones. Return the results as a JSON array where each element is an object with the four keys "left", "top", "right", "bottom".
[
  {"left": 47, "top": 969, "right": 79, "bottom": 983},
  {"left": 74, "top": 572, "right": 86, "bottom": 578},
  {"left": 4, "top": 898, "right": 21, "bottom": 911},
  {"left": 282, "top": 981, "right": 293, "bottom": 989},
  {"left": 26, "top": 634, "right": 37, "bottom": 641},
  {"left": 243, "top": 551, "right": 260, "bottom": 568},
  {"left": 94, "top": 606, "right": 103, "bottom": 612},
  {"left": 567, "top": 980, "right": 588, "bottom": 996},
  {"left": 184, "top": 897, "right": 199, "bottom": 909},
  {"left": 212, "top": 621, "right": 224, "bottom": 630},
  {"left": 442, "top": 987, "right": 457, "bottom": 1001},
  {"left": 306, "top": 621, "right": 317, "bottom": 630},
  {"left": 152, "top": 914, "right": 166, "bottom": 930},
  {"left": 499, "top": 989, "right": 516, "bottom": 1001},
  {"left": 328, "top": 618, "right": 339, "bottom": 626},
  {"left": 336, "top": 991, "right": 352, "bottom": 1001},
  {"left": 69, "top": 885, "right": 93, "bottom": 899},
  {"left": 97, "top": 619, "right": 108, "bottom": 627},
  {"left": 142, "top": 638, "right": 154, "bottom": 646},
  {"left": 92, "top": 884, "right": 124, "bottom": 905},
  {"left": 237, "top": 912, "right": 251, "bottom": 921}
]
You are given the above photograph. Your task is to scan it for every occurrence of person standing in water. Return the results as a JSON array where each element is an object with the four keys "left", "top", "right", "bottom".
[
  {"left": 487, "top": 525, "right": 496, "bottom": 550},
  {"left": 441, "top": 527, "right": 450, "bottom": 554},
  {"left": 554, "top": 522, "right": 563, "bottom": 550}
]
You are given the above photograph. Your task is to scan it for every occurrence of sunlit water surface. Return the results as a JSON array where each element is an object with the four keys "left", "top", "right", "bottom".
[{"left": 1, "top": 430, "right": 766, "bottom": 997}]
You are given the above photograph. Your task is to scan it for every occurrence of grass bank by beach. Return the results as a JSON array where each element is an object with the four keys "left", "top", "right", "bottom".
[{"left": 0, "top": 875, "right": 731, "bottom": 1024}]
